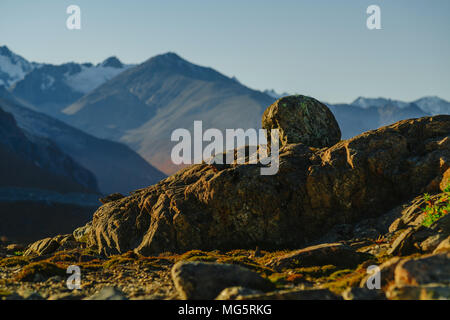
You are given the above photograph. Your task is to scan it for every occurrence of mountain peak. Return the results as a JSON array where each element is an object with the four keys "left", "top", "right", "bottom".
[
  {"left": 147, "top": 52, "right": 186, "bottom": 65},
  {"left": 0, "top": 45, "right": 13, "bottom": 57},
  {"left": 100, "top": 56, "right": 124, "bottom": 68}
]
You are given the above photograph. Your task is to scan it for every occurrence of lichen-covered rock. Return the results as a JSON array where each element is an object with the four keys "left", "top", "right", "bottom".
[
  {"left": 388, "top": 214, "right": 449, "bottom": 256},
  {"left": 360, "top": 256, "right": 403, "bottom": 289},
  {"left": 24, "top": 237, "right": 59, "bottom": 256},
  {"left": 394, "top": 252, "right": 450, "bottom": 286},
  {"left": 235, "top": 288, "right": 342, "bottom": 300},
  {"left": 215, "top": 287, "right": 263, "bottom": 300},
  {"left": 342, "top": 287, "right": 386, "bottom": 300},
  {"left": 433, "top": 235, "right": 450, "bottom": 254},
  {"left": 73, "top": 222, "right": 92, "bottom": 242},
  {"left": 85, "top": 115, "right": 450, "bottom": 256},
  {"left": 386, "top": 284, "right": 450, "bottom": 300},
  {"left": 262, "top": 95, "right": 341, "bottom": 148},
  {"left": 84, "top": 286, "right": 127, "bottom": 300},
  {"left": 24, "top": 234, "right": 79, "bottom": 256},
  {"left": 171, "top": 261, "right": 273, "bottom": 300}
]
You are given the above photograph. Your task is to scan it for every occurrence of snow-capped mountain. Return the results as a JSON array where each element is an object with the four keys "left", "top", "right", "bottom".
[
  {"left": 263, "top": 89, "right": 289, "bottom": 99},
  {"left": 0, "top": 45, "right": 40, "bottom": 87},
  {"left": 351, "top": 97, "right": 410, "bottom": 109},
  {"left": 11, "top": 56, "right": 134, "bottom": 117},
  {"left": 352, "top": 96, "right": 450, "bottom": 115},
  {"left": 413, "top": 96, "right": 450, "bottom": 115}
]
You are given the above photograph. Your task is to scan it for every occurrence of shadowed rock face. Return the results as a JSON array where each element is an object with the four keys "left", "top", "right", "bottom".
[
  {"left": 262, "top": 95, "right": 341, "bottom": 148},
  {"left": 86, "top": 112, "right": 450, "bottom": 256}
]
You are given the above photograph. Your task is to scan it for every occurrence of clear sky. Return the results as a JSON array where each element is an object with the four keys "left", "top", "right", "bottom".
[{"left": 0, "top": 0, "right": 449, "bottom": 103}]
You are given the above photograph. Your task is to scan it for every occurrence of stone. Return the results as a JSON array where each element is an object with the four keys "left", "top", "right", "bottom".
[
  {"left": 84, "top": 115, "right": 450, "bottom": 256},
  {"left": 24, "top": 237, "right": 59, "bottom": 256},
  {"left": 73, "top": 222, "right": 92, "bottom": 242},
  {"left": 262, "top": 95, "right": 341, "bottom": 148},
  {"left": 48, "top": 292, "right": 85, "bottom": 300},
  {"left": 6, "top": 243, "right": 25, "bottom": 253},
  {"left": 17, "top": 288, "right": 44, "bottom": 300},
  {"left": 84, "top": 286, "right": 127, "bottom": 300},
  {"left": 215, "top": 287, "right": 263, "bottom": 300},
  {"left": 171, "top": 261, "right": 273, "bottom": 300},
  {"left": 342, "top": 287, "right": 386, "bottom": 300},
  {"left": 235, "top": 288, "right": 342, "bottom": 300},
  {"left": 433, "top": 236, "right": 450, "bottom": 254},
  {"left": 386, "top": 284, "right": 450, "bottom": 300},
  {"left": 394, "top": 252, "right": 450, "bottom": 286},
  {"left": 24, "top": 234, "right": 80, "bottom": 256},
  {"left": 360, "top": 257, "right": 403, "bottom": 289},
  {"left": 388, "top": 227, "right": 433, "bottom": 256},
  {"left": 267, "top": 243, "right": 366, "bottom": 270}
]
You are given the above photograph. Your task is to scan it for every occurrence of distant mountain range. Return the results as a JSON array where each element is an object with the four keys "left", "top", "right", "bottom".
[
  {"left": 0, "top": 86, "right": 165, "bottom": 194},
  {"left": 1, "top": 45, "right": 449, "bottom": 176},
  {"left": 61, "top": 52, "right": 275, "bottom": 173}
]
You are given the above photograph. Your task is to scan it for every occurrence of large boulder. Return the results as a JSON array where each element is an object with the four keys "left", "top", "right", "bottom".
[
  {"left": 85, "top": 115, "right": 450, "bottom": 256},
  {"left": 171, "top": 261, "right": 273, "bottom": 300},
  {"left": 394, "top": 252, "right": 450, "bottom": 286},
  {"left": 267, "top": 243, "right": 366, "bottom": 270},
  {"left": 262, "top": 95, "right": 341, "bottom": 148}
]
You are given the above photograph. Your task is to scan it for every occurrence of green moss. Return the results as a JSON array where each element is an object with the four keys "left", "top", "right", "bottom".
[
  {"left": 47, "top": 251, "right": 78, "bottom": 264},
  {"left": 0, "top": 256, "right": 30, "bottom": 267},
  {"left": 328, "top": 269, "right": 354, "bottom": 281},
  {"left": 0, "top": 289, "right": 12, "bottom": 297},
  {"left": 103, "top": 256, "right": 135, "bottom": 269},
  {"left": 294, "top": 265, "right": 338, "bottom": 278},
  {"left": 185, "top": 255, "right": 218, "bottom": 262},
  {"left": 268, "top": 273, "right": 288, "bottom": 287},
  {"left": 321, "top": 270, "right": 367, "bottom": 294},
  {"left": 15, "top": 262, "right": 66, "bottom": 282},
  {"left": 178, "top": 250, "right": 223, "bottom": 262},
  {"left": 78, "top": 259, "right": 104, "bottom": 271},
  {"left": 217, "top": 256, "right": 274, "bottom": 275}
]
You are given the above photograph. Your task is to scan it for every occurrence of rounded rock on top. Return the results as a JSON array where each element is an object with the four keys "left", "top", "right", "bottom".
[{"left": 262, "top": 95, "right": 341, "bottom": 148}]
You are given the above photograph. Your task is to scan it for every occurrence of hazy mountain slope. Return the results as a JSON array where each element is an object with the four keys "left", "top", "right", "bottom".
[
  {"left": 0, "top": 107, "right": 98, "bottom": 193},
  {"left": 63, "top": 52, "right": 275, "bottom": 174},
  {"left": 11, "top": 57, "right": 133, "bottom": 117},
  {"left": 0, "top": 92, "right": 165, "bottom": 194},
  {"left": 329, "top": 103, "right": 430, "bottom": 139}
]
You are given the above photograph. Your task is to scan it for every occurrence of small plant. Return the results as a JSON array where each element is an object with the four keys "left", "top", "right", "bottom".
[
  {"left": 373, "top": 235, "right": 386, "bottom": 245},
  {"left": 421, "top": 184, "right": 450, "bottom": 227}
]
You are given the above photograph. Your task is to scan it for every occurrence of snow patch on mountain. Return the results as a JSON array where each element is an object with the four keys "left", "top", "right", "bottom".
[
  {"left": 65, "top": 62, "right": 132, "bottom": 94},
  {"left": 0, "top": 46, "right": 40, "bottom": 87}
]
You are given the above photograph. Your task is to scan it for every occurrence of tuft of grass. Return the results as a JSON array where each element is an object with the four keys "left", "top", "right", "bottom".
[
  {"left": 294, "top": 265, "right": 338, "bottom": 279},
  {"left": 15, "top": 262, "right": 66, "bottom": 282},
  {"left": 421, "top": 185, "right": 449, "bottom": 227},
  {"left": 103, "top": 256, "right": 135, "bottom": 269}
]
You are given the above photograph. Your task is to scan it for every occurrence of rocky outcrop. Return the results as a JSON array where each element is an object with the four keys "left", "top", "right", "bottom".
[
  {"left": 394, "top": 252, "right": 450, "bottom": 286},
  {"left": 382, "top": 252, "right": 450, "bottom": 300},
  {"left": 24, "top": 234, "right": 80, "bottom": 256},
  {"left": 262, "top": 95, "right": 341, "bottom": 148},
  {"left": 84, "top": 111, "right": 449, "bottom": 256}
]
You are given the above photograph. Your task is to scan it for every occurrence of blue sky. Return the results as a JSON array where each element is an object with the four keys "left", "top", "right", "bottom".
[{"left": 0, "top": 0, "right": 449, "bottom": 103}]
